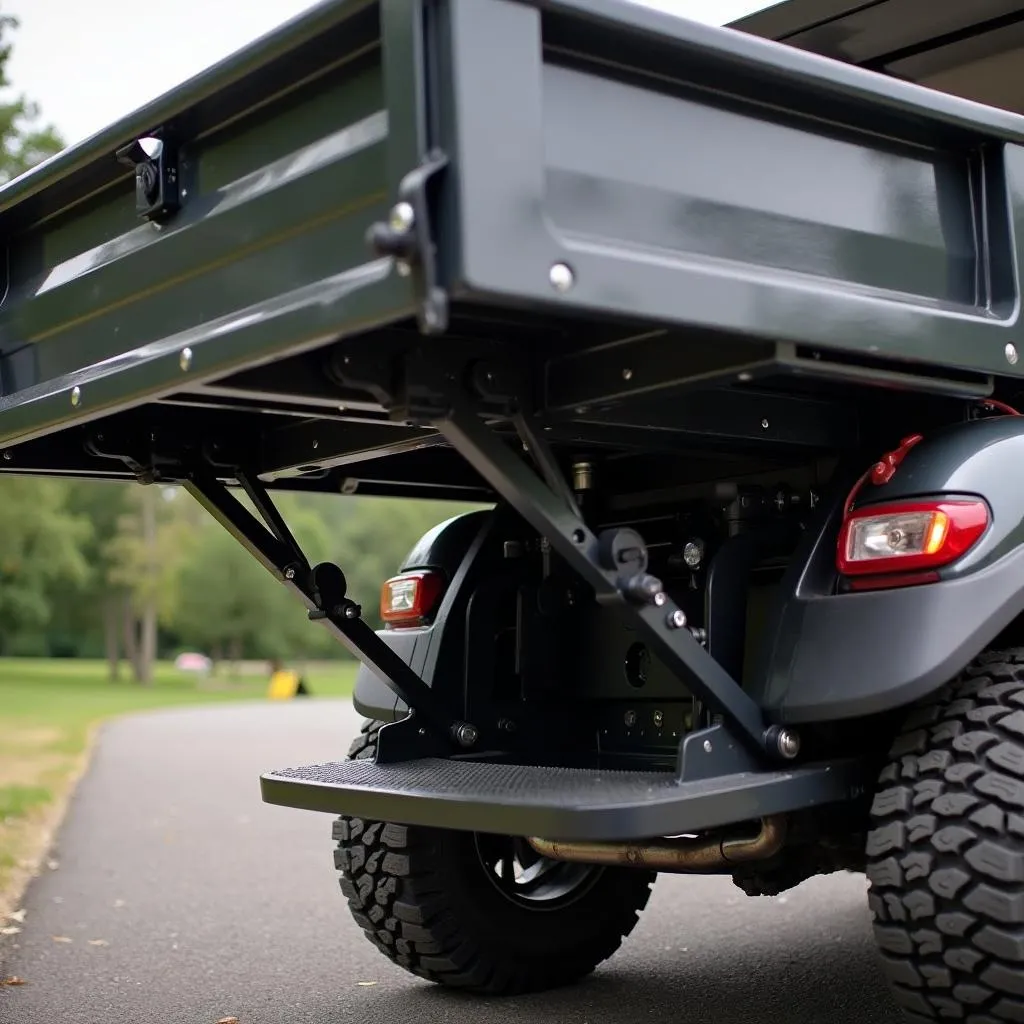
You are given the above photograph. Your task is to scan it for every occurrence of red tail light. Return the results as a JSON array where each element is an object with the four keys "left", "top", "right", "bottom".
[
  {"left": 837, "top": 499, "right": 989, "bottom": 579},
  {"left": 380, "top": 570, "right": 444, "bottom": 627}
]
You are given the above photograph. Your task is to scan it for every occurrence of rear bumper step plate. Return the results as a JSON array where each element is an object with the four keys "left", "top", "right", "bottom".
[{"left": 260, "top": 756, "right": 862, "bottom": 840}]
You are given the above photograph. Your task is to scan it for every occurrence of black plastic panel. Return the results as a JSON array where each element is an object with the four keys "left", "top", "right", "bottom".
[{"left": 260, "top": 755, "right": 862, "bottom": 839}]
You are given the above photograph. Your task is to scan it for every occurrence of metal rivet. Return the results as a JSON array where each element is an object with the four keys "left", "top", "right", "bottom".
[
  {"left": 1007, "top": 343, "right": 1019, "bottom": 366},
  {"left": 70, "top": 386, "right": 82, "bottom": 407},
  {"left": 653, "top": 709, "right": 664, "bottom": 727},
  {"left": 622, "top": 368, "right": 633, "bottom": 381},
  {"left": 777, "top": 729, "right": 801, "bottom": 760},
  {"left": 389, "top": 201, "right": 415, "bottom": 233},
  {"left": 312, "top": 440, "right": 319, "bottom": 449},
  {"left": 761, "top": 418, "right": 769, "bottom": 430},
  {"left": 653, "top": 591, "right": 667, "bottom": 607},
  {"left": 179, "top": 347, "right": 193, "bottom": 371},
  {"left": 667, "top": 609, "right": 687, "bottom": 629},
  {"left": 395, "top": 259, "right": 412, "bottom": 278},
  {"left": 738, "top": 372, "right": 753, "bottom": 382},
  {"left": 549, "top": 262, "right": 575, "bottom": 293},
  {"left": 624, "top": 710, "right": 637, "bottom": 727},
  {"left": 454, "top": 722, "right": 479, "bottom": 747},
  {"left": 703, "top": 740, "right": 713, "bottom": 753}
]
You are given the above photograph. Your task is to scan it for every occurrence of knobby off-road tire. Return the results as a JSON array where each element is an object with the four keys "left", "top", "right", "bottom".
[
  {"left": 867, "top": 649, "right": 1024, "bottom": 1022},
  {"left": 332, "top": 718, "right": 656, "bottom": 995}
]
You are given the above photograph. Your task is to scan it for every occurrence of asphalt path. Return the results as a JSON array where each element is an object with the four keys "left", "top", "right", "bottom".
[{"left": 0, "top": 700, "right": 905, "bottom": 1024}]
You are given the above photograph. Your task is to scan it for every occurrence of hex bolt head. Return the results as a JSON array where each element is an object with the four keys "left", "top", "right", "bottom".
[
  {"left": 667, "top": 609, "right": 687, "bottom": 629},
  {"left": 624, "top": 710, "right": 637, "bottom": 728},
  {"left": 284, "top": 567, "right": 296, "bottom": 580},
  {"left": 179, "top": 346, "right": 193, "bottom": 372},
  {"left": 70, "top": 386, "right": 82, "bottom": 407},
  {"left": 703, "top": 739, "right": 713, "bottom": 754},
  {"left": 389, "top": 201, "right": 415, "bottom": 233},
  {"left": 652, "top": 709, "right": 664, "bottom": 727},
  {"left": 549, "top": 262, "right": 575, "bottom": 293},
  {"left": 776, "top": 729, "right": 801, "bottom": 760},
  {"left": 1008, "top": 343, "right": 1020, "bottom": 366},
  {"left": 454, "top": 722, "right": 479, "bottom": 747}
]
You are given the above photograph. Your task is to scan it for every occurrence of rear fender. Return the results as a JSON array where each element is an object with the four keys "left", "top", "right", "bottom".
[
  {"left": 751, "top": 415, "right": 1024, "bottom": 723},
  {"left": 351, "top": 509, "right": 492, "bottom": 721}
]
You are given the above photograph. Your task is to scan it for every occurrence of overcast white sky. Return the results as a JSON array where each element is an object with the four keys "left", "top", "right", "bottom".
[{"left": 5, "top": 0, "right": 774, "bottom": 146}]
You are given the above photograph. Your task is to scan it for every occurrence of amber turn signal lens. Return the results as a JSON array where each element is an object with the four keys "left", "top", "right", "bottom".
[{"left": 380, "top": 570, "right": 444, "bottom": 626}]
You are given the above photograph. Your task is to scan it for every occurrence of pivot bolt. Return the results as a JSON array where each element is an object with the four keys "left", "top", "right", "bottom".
[
  {"left": 454, "top": 722, "right": 479, "bottom": 747},
  {"left": 389, "top": 201, "right": 415, "bottom": 233},
  {"left": 776, "top": 729, "right": 800, "bottom": 760},
  {"left": 549, "top": 262, "right": 575, "bottom": 293},
  {"left": 667, "top": 609, "right": 687, "bottom": 629}
]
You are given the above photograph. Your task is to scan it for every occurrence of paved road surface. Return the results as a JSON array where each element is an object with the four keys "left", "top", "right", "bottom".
[{"left": 0, "top": 701, "right": 904, "bottom": 1024}]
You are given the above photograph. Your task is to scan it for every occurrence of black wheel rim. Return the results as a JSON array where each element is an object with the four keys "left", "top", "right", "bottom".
[{"left": 472, "top": 833, "right": 602, "bottom": 909}]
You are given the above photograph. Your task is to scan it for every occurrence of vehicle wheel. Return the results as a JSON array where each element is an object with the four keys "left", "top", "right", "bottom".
[
  {"left": 332, "top": 718, "right": 656, "bottom": 995},
  {"left": 867, "top": 649, "right": 1024, "bottom": 1022}
]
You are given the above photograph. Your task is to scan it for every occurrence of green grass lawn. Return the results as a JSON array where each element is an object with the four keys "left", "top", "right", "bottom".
[{"left": 0, "top": 657, "right": 356, "bottom": 916}]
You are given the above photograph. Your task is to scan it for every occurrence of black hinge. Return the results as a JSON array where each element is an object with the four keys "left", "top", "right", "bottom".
[{"left": 366, "top": 149, "right": 449, "bottom": 336}]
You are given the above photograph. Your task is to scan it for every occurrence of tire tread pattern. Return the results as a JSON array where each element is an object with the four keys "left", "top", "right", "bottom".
[
  {"left": 867, "top": 650, "right": 1024, "bottom": 1021},
  {"left": 332, "top": 718, "right": 654, "bottom": 995}
]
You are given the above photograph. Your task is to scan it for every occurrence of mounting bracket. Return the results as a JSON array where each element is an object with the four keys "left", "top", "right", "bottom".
[{"left": 366, "top": 149, "right": 450, "bottom": 335}]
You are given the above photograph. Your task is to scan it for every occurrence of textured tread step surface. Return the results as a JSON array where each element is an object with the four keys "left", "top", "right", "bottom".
[{"left": 261, "top": 755, "right": 861, "bottom": 839}]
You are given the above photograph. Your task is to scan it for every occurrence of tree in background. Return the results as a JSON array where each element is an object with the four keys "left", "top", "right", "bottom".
[
  {"left": 0, "top": 478, "right": 90, "bottom": 653},
  {"left": 0, "top": 13, "right": 62, "bottom": 183}
]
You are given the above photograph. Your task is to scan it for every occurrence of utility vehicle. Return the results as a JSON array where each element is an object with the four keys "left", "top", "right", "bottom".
[{"left": 5, "top": 0, "right": 1024, "bottom": 1017}]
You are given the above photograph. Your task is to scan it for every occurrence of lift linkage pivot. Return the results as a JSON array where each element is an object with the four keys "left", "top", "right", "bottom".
[
  {"left": 184, "top": 467, "right": 484, "bottom": 762},
  {"left": 401, "top": 360, "right": 800, "bottom": 765}
]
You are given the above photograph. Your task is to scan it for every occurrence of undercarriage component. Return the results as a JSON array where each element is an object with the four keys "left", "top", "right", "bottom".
[
  {"left": 184, "top": 467, "right": 485, "bottom": 755},
  {"left": 525, "top": 814, "right": 786, "bottom": 872},
  {"left": 432, "top": 399, "right": 793, "bottom": 763},
  {"left": 261, "top": 748, "right": 861, "bottom": 839}
]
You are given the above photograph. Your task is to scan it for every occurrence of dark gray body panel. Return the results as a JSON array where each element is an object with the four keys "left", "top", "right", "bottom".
[
  {"left": 755, "top": 416, "right": 1024, "bottom": 722},
  {"left": 2, "top": 0, "right": 1024, "bottom": 468}
]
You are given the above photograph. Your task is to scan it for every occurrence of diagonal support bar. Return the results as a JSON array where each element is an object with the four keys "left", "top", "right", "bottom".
[
  {"left": 183, "top": 470, "right": 477, "bottom": 750},
  {"left": 432, "top": 404, "right": 778, "bottom": 761}
]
